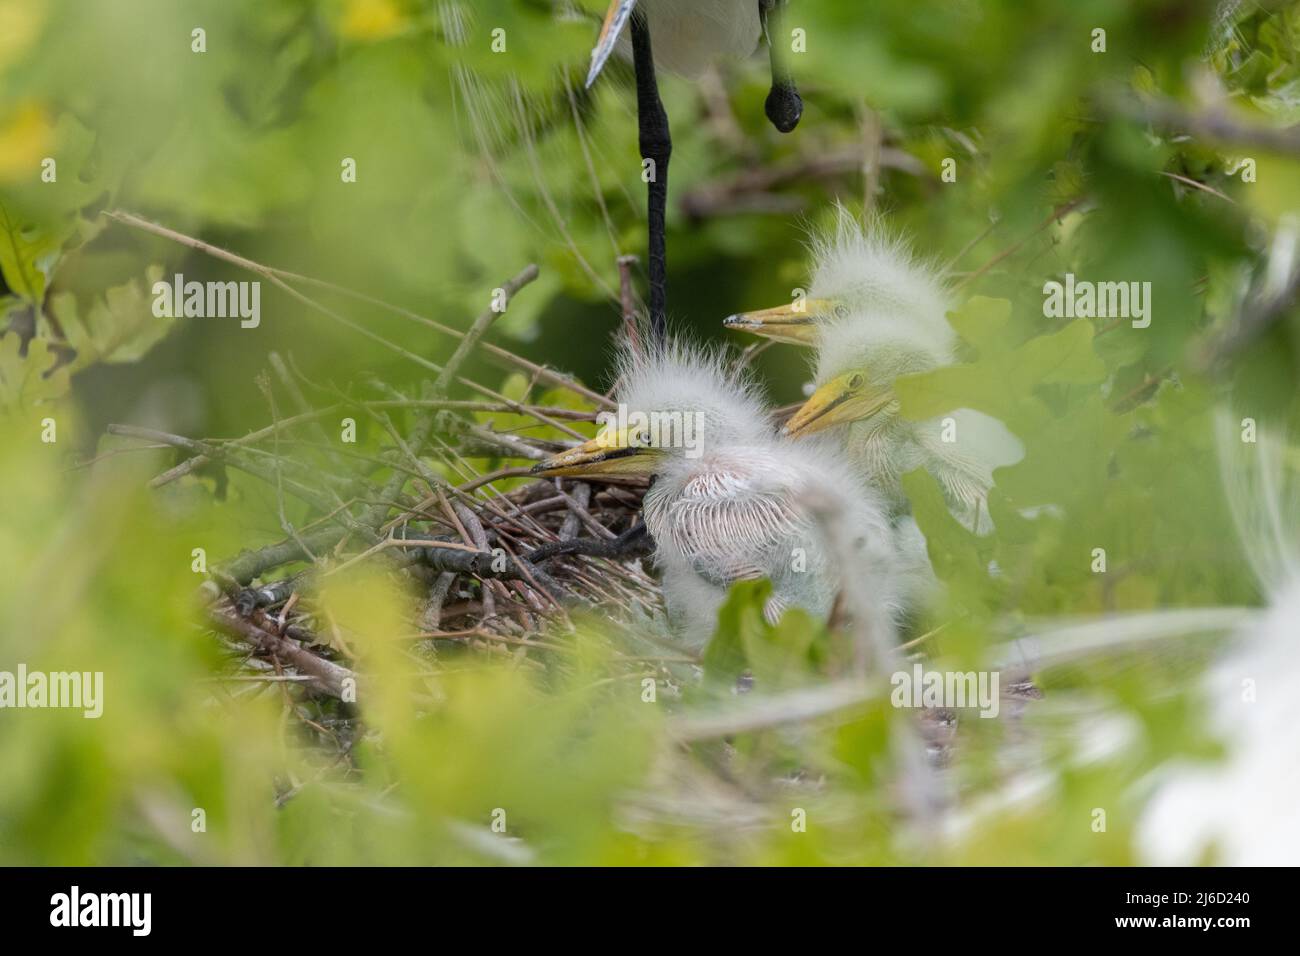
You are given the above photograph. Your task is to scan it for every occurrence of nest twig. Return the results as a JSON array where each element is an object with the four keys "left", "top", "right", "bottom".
[{"left": 100, "top": 212, "right": 678, "bottom": 722}]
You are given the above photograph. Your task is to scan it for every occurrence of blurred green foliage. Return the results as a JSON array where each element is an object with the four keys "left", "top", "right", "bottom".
[{"left": 2, "top": 0, "right": 1299, "bottom": 864}]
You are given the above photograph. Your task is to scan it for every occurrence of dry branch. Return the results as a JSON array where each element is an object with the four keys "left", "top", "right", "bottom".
[{"left": 100, "top": 216, "right": 664, "bottom": 750}]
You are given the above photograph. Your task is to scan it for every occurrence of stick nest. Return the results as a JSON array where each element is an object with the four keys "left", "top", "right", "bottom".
[{"left": 106, "top": 255, "right": 687, "bottom": 721}]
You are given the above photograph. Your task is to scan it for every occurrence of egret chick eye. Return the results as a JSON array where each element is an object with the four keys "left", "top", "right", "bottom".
[
  {"left": 833, "top": 304, "right": 850, "bottom": 319},
  {"left": 848, "top": 373, "right": 865, "bottom": 390}
]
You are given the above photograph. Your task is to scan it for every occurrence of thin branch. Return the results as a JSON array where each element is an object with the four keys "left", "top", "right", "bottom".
[
  {"left": 102, "top": 210, "right": 612, "bottom": 408},
  {"left": 953, "top": 197, "right": 1086, "bottom": 291},
  {"left": 208, "top": 604, "right": 356, "bottom": 699},
  {"left": 1111, "top": 91, "right": 1300, "bottom": 156},
  {"left": 435, "top": 264, "right": 538, "bottom": 395}
]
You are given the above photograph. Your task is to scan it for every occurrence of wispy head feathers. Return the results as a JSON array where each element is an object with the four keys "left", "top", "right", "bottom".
[
  {"left": 807, "top": 206, "right": 957, "bottom": 381},
  {"left": 613, "top": 336, "right": 774, "bottom": 448},
  {"left": 809, "top": 206, "right": 952, "bottom": 324}
]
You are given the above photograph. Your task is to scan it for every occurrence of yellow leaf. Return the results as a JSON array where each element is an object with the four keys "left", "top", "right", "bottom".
[
  {"left": 0, "top": 0, "right": 46, "bottom": 72},
  {"left": 0, "top": 102, "right": 53, "bottom": 183},
  {"left": 339, "top": 0, "right": 406, "bottom": 41}
]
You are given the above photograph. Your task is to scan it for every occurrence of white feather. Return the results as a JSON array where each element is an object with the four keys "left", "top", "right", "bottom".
[
  {"left": 1137, "top": 582, "right": 1300, "bottom": 865},
  {"left": 801, "top": 211, "right": 1020, "bottom": 535},
  {"left": 616, "top": 342, "right": 911, "bottom": 649},
  {"left": 639, "top": 0, "right": 762, "bottom": 77},
  {"left": 588, "top": 0, "right": 762, "bottom": 86},
  {"left": 809, "top": 208, "right": 956, "bottom": 381},
  {"left": 1136, "top": 419, "right": 1300, "bottom": 865}
]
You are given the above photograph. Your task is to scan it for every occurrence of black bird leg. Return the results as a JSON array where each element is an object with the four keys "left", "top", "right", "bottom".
[
  {"left": 630, "top": 10, "right": 671, "bottom": 344},
  {"left": 760, "top": 0, "right": 803, "bottom": 133},
  {"left": 526, "top": 520, "right": 654, "bottom": 564}
]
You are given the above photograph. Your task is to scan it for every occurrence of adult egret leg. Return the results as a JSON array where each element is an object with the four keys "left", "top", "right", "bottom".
[
  {"left": 760, "top": 0, "right": 803, "bottom": 133},
  {"left": 630, "top": 11, "right": 671, "bottom": 342},
  {"left": 526, "top": 520, "right": 654, "bottom": 564}
]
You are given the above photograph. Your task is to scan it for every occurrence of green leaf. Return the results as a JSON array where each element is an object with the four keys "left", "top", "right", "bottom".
[
  {"left": 701, "top": 578, "right": 771, "bottom": 687},
  {"left": 50, "top": 265, "right": 175, "bottom": 371},
  {"left": 946, "top": 295, "right": 1013, "bottom": 357},
  {"left": 748, "top": 607, "right": 823, "bottom": 688},
  {"left": 699, "top": 579, "right": 826, "bottom": 691},
  {"left": 0, "top": 115, "right": 114, "bottom": 304},
  {"left": 900, "top": 468, "right": 989, "bottom": 603},
  {"left": 0, "top": 200, "right": 62, "bottom": 303},
  {"left": 0, "top": 332, "right": 70, "bottom": 412},
  {"left": 897, "top": 314, "right": 1105, "bottom": 424}
]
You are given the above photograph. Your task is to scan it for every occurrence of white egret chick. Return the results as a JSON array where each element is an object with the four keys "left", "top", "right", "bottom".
[
  {"left": 530, "top": 341, "right": 905, "bottom": 650},
  {"left": 723, "top": 215, "right": 952, "bottom": 347},
  {"left": 727, "top": 214, "right": 1022, "bottom": 533}
]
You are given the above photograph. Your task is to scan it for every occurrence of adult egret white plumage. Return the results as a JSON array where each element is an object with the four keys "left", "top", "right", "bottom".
[
  {"left": 1135, "top": 578, "right": 1300, "bottom": 865},
  {"left": 586, "top": 1, "right": 803, "bottom": 337},
  {"left": 1135, "top": 423, "right": 1300, "bottom": 865},
  {"left": 947, "top": 421, "right": 1300, "bottom": 863},
  {"left": 530, "top": 340, "right": 905, "bottom": 649},
  {"left": 726, "top": 214, "right": 1022, "bottom": 533}
]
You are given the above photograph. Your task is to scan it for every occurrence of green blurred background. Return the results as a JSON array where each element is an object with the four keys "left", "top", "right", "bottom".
[{"left": 1, "top": 0, "right": 1298, "bottom": 864}]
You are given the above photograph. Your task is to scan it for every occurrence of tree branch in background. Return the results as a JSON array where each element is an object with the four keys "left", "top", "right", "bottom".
[
  {"left": 1111, "top": 91, "right": 1300, "bottom": 155},
  {"left": 679, "top": 147, "right": 929, "bottom": 222},
  {"left": 102, "top": 211, "right": 610, "bottom": 408}
]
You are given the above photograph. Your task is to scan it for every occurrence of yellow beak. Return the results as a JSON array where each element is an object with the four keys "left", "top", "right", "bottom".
[
  {"left": 783, "top": 372, "right": 896, "bottom": 438},
  {"left": 722, "top": 299, "right": 836, "bottom": 347},
  {"left": 530, "top": 430, "right": 662, "bottom": 478}
]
